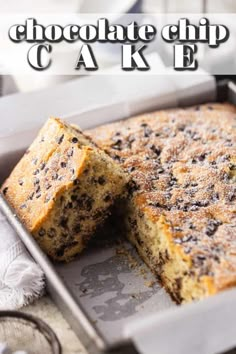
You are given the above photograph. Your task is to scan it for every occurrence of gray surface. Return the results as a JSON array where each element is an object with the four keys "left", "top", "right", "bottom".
[{"left": 56, "top": 237, "right": 174, "bottom": 344}]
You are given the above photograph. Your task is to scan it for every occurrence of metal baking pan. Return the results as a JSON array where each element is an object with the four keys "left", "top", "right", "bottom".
[{"left": 0, "top": 78, "right": 236, "bottom": 354}]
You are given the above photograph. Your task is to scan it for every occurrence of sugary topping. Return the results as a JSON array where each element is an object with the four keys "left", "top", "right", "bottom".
[{"left": 88, "top": 104, "right": 236, "bottom": 285}]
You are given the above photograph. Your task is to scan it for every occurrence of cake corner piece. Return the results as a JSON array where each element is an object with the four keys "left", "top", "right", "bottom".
[{"left": 1, "top": 117, "right": 128, "bottom": 262}]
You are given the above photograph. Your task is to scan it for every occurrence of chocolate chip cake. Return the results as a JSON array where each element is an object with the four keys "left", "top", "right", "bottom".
[
  {"left": 1, "top": 118, "right": 128, "bottom": 262},
  {"left": 88, "top": 103, "right": 236, "bottom": 302}
]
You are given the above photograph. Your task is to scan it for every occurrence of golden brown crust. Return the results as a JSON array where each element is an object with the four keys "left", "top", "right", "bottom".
[
  {"left": 1, "top": 117, "right": 128, "bottom": 261},
  {"left": 2, "top": 118, "right": 92, "bottom": 230},
  {"left": 88, "top": 103, "right": 236, "bottom": 299}
]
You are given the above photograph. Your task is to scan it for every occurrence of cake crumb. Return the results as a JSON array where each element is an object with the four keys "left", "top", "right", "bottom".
[{"left": 145, "top": 280, "right": 155, "bottom": 288}]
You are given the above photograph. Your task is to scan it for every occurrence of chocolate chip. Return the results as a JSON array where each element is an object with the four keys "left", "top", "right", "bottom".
[
  {"left": 150, "top": 201, "right": 170, "bottom": 211},
  {"left": 66, "top": 202, "right": 73, "bottom": 209},
  {"left": 73, "top": 179, "right": 80, "bottom": 186},
  {"left": 189, "top": 205, "right": 199, "bottom": 211},
  {"left": 198, "top": 153, "right": 206, "bottom": 162},
  {"left": 114, "top": 155, "right": 121, "bottom": 161},
  {"left": 170, "top": 176, "right": 178, "bottom": 186},
  {"left": 149, "top": 144, "right": 161, "bottom": 156},
  {"left": 111, "top": 139, "right": 122, "bottom": 151},
  {"left": 34, "top": 178, "right": 40, "bottom": 186},
  {"left": 228, "top": 190, "right": 236, "bottom": 202},
  {"left": 127, "top": 166, "right": 135, "bottom": 173},
  {"left": 221, "top": 154, "right": 230, "bottom": 162},
  {"left": 33, "top": 169, "right": 40, "bottom": 175},
  {"left": 127, "top": 136, "right": 135, "bottom": 148},
  {"left": 56, "top": 134, "right": 64, "bottom": 144},
  {"left": 18, "top": 179, "right": 24, "bottom": 186},
  {"left": 224, "top": 140, "right": 232, "bottom": 147},
  {"left": 35, "top": 193, "right": 41, "bottom": 199},
  {"left": 178, "top": 124, "right": 186, "bottom": 132},
  {"left": 185, "top": 129, "right": 200, "bottom": 141},
  {"left": 127, "top": 180, "right": 139, "bottom": 194},
  {"left": 205, "top": 219, "right": 221, "bottom": 236},
  {"left": 79, "top": 194, "right": 94, "bottom": 211},
  {"left": 128, "top": 134, "right": 135, "bottom": 142},
  {"left": 56, "top": 246, "right": 65, "bottom": 257},
  {"left": 184, "top": 247, "right": 191, "bottom": 254},
  {"left": 144, "top": 126, "right": 153, "bottom": 138},
  {"left": 28, "top": 192, "right": 35, "bottom": 200},
  {"left": 182, "top": 235, "right": 193, "bottom": 242},
  {"left": 61, "top": 162, "right": 67, "bottom": 168},
  {"left": 212, "top": 192, "right": 219, "bottom": 202},
  {"left": 35, "top": 185, "right": 41, "bottom": 194},
  {"left": 104, "top": 194, "right": 111, "bottom": 202},
  {"left": 2, "top": 187, "right": 8, "bottom": 195},
  {"left": 45, "top": 183, "right": 52, "bottom": 190},
  {"left": 182, "top": 204, "right": 191, "bottom": 211},
  {"left": 20, "top": 203, "right": 27, "bottom": 209},
  {"left": 60, "top": 217, "right": 68, "bottom": 228},
  {"left": 93, "top": 210, "right": 103, "bottom": 219},
  {"left": 98, "top": 176, "right": 106, "bottom": 185},
  {"left": 38, "top": 228, "right": 46, "bottom": 237},
  {"left": 72, "top": 137, "right": 78, "bottom": 143},
  {"left": 195, "top": 200, "right": 209, "bottom": 207},
  {"left": 84, "top": 168, "right": 89, "bottom": 175},
  {"left": 40, "top": 162, "right": 46, "bottom": 170},
  {"left": 52, "top": 172, "right": 58, "bottom": 180},
  {"left": 48, "top": 228, "right": 56, "bottom": 238},
  {"left": 189, "top": 223, "right": 196, "bottom": 230},
  {"left": 197, "top": 255, "right": 206, "bottom": 260},
  {"left": 222, "top": 172, "right": 230, "bottom": 182},
  {"left": 45, "top": 196, "right": 51, "bottom": 203},
  {"left": 173, "top": 226, "right": 183, "bottom": 232},
  {"left": 74, "top": 224, "right": 81, "bottom": 233},
  {"left": 67, "top": 148, "right": 74, "bottom": 157}
]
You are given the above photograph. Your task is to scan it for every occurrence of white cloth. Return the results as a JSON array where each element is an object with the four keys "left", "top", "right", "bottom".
[{"left": 0, "top": 210, "right": 44, "bottom": 309}]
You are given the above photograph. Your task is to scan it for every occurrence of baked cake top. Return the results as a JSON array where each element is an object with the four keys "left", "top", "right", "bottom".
[
  {"left": 2, "top": 118, "right": 98, "bottom": 231},
  {"left": 88, "top": 103, "right": 236, "bottom": 291}
]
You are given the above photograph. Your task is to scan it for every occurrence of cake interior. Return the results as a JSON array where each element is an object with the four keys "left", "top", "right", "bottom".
[
  {"left": 124, "top": 198, "right": 216, "bottom": 303},
  {"left": 87, "top": 103, "right": 236, "bottom": 302},
  {"left": 34, "top": 147, "right": 126, "bottom": 262}
]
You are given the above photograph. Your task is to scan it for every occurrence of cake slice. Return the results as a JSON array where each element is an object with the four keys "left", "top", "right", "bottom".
[
  {"left": 1, "top": 118, "right": 128, "bottom": 262},
  {"left": 87, "top": 103, "right": 236, "bottom": 302}
]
